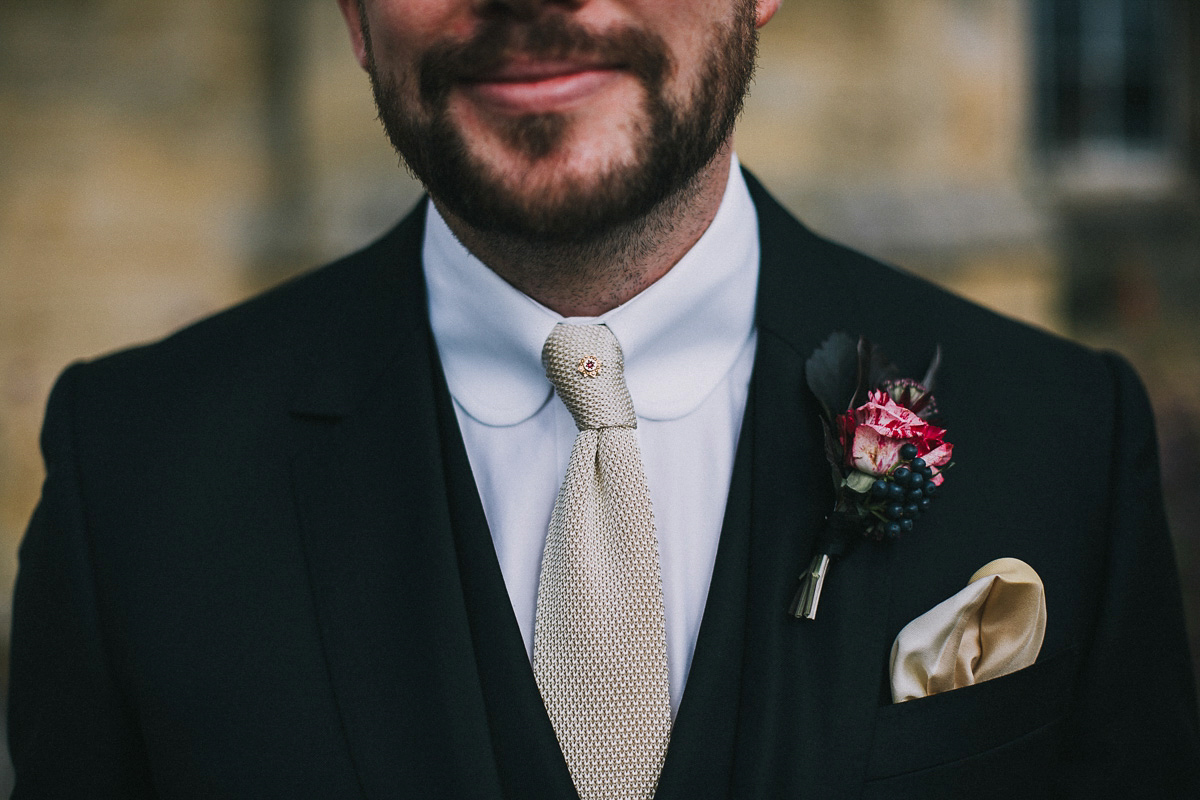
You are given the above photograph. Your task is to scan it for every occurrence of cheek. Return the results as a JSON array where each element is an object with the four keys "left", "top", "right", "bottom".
[
  {"left": 366, "top": 2, "right": 473, "bottom": 65},
  {"left": 645, "top": 2, "right": 737, "bottom": 94}
]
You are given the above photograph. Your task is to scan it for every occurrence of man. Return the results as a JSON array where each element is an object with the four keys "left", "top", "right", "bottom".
[{"left": 8, "top": 0, "right": 1200, "bottom": 797}]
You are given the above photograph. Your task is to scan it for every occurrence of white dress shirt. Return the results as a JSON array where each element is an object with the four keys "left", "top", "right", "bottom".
[{"left": 423, "top": 158, "right": 760, "bottom": 713}]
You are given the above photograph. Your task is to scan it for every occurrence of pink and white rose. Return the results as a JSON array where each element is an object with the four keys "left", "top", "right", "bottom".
[{"left": 836, "top": 389, "right": 953, "bottom": 484}]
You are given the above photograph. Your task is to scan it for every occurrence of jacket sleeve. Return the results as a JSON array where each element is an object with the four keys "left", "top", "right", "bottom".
[
  {"left": 7, "top": 365, "right": 156, "bottom": 798},
  {"left": 1055, "top": 353, "right": 1200, "bottom": 796}
]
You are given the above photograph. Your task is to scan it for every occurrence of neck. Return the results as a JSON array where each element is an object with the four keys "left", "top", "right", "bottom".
[{"left": 436, "top": 147, "right": 734, "bottom": 318}]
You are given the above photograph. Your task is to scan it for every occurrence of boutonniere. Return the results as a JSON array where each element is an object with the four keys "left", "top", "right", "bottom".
[{"left": 789, "top": 332, "right": 953, "bottom": 620}]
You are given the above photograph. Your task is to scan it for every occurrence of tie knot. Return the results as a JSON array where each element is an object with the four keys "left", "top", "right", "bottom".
[{"left": 542, "top": 323, "right": 636, "bottom": 431}]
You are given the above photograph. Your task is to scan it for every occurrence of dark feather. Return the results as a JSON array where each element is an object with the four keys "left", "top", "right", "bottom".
[
  {"left": 849, "top": 336, "right": 872, "bottom": 410},
  {"left": 867, "top": 340, "right": 898, "bottom": 390},
  {"left": 850, "top": 337, "right": 899, "bottom": 409},
  {"left": 922, "top": 345, "right": 943, "bottom": 392}
]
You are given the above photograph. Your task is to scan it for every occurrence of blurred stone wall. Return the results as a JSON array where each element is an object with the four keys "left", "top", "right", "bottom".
[
  {"left": 1, "top": 1, "right": 1197, "bottom": 789},
  {"left": 741, "top": 0, "right": 1061, "bottom": 333}
]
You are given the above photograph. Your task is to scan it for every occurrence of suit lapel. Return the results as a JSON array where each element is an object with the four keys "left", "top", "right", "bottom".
[
  {"left": 727, "top": 175, "right": 900, "bottom": 799},
  {"left": 287, "top": 207, "right": 506, "bottom": 799},
  {"left": 728, "top": 330, "right": 896, "bottom": 800},
  {"left": 659, "top": 175, "right": 901, "bottom": 799}
]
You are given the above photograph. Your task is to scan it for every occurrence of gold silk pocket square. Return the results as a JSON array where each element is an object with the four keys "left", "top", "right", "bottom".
[{"left": 889, "top": 558, "right": 1046, "bottom": 703}]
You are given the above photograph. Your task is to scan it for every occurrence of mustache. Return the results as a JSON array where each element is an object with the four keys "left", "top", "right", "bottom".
[{"left": 418, "top": 15, "right": 672, "bottom": 104}]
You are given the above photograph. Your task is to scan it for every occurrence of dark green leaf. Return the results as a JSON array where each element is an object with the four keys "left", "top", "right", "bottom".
[{"left": 805, "top": 332, "right": 859, "bottom": 419}]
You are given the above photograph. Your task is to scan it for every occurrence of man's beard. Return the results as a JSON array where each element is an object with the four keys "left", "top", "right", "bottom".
[{"left": 361, "top": 5, "right": 759, "bottom": 244}]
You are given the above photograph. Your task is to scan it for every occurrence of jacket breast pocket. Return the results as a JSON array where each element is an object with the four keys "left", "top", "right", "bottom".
[{"left": 863, "top": 646, "right": 1077, "bottom": 793}]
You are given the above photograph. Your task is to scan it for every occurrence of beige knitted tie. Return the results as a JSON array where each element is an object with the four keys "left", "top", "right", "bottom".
[{"left": 534, "top": 323, "right": 672, "bottom": 800}]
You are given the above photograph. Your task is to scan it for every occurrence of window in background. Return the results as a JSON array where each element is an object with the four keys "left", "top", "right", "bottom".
[
  {"left": 1034, "top": 0, "right": 1174, "bottom": 163},
  {"left": 1031, "top": 0, "right": 1195, "bottom": 331}
]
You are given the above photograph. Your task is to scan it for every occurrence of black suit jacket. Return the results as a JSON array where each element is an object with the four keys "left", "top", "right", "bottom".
[{"left": 9, "top": 175, "right": 1200, "bottom": 798}]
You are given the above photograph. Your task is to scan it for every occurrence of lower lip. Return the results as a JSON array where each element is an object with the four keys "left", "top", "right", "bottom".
[{"left": 463, "top": 69, "right": 622, "bottom": 114}]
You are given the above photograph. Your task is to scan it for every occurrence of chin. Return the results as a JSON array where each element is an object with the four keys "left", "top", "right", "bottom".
[
  {"left": 463, "top": 102, "right": 640, "bottom": 167},
  {"left": 471, "top": 128, "right": 639, "bottom": 191}
]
